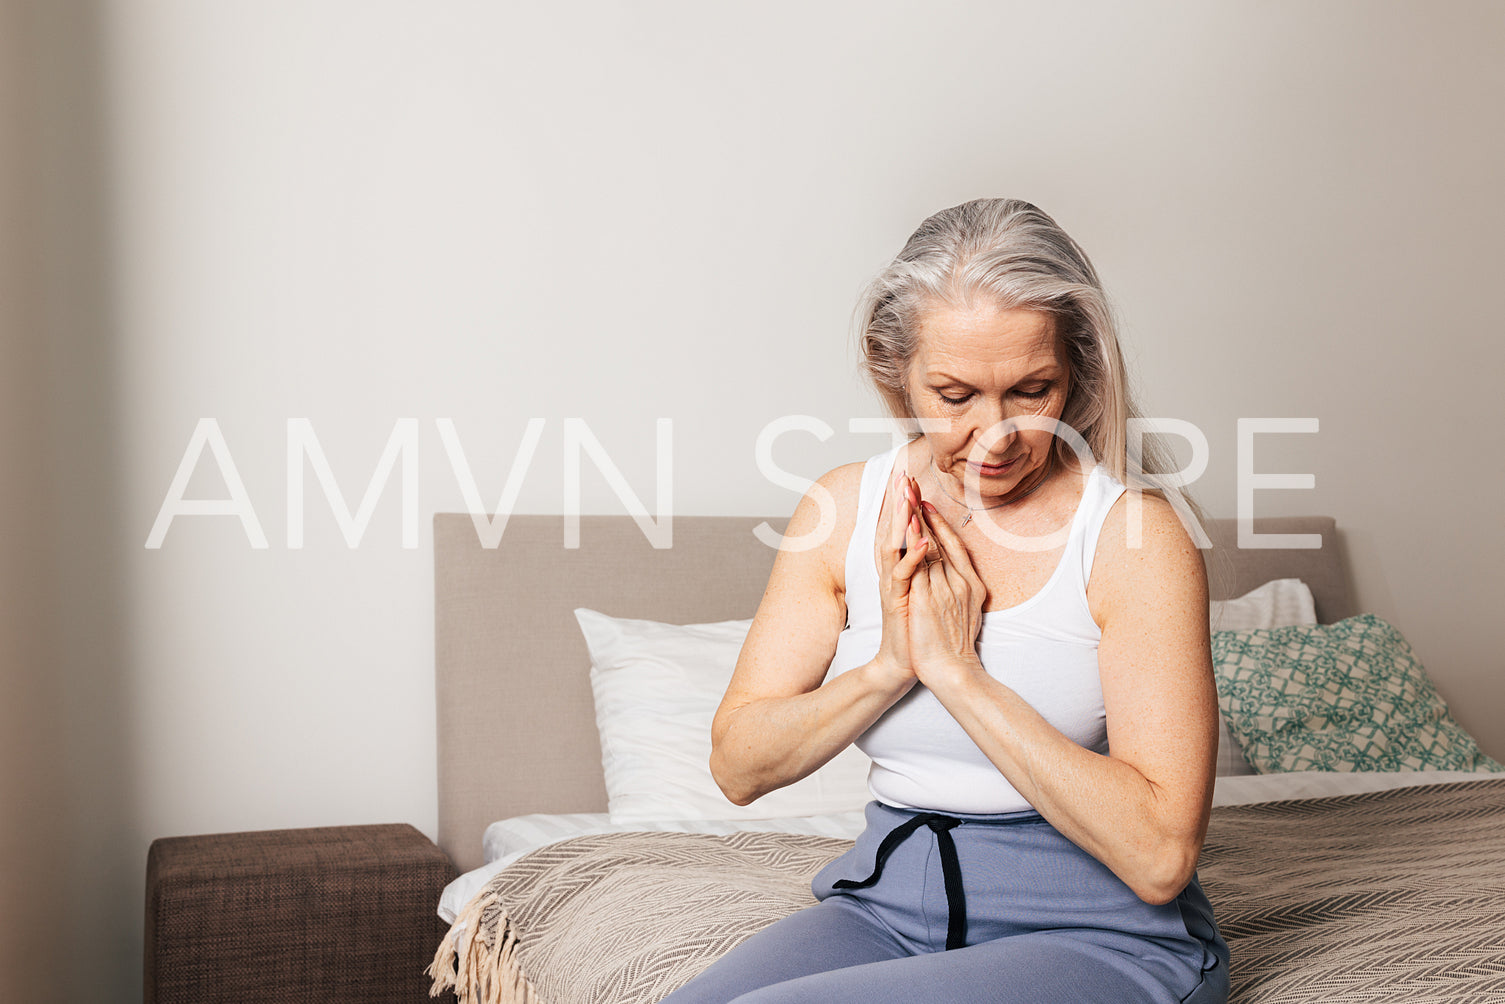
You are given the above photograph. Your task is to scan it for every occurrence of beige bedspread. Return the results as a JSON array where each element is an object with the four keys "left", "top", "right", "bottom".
[{"left": 429, "top": 779, "right": 1505, "bottom": 1003}]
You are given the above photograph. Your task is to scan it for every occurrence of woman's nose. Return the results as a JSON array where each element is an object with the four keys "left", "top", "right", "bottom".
[
  {"left": 969, "top": 398, "right": 1028, "bottom": 452},
  {"left": 972, "top": 396, "right": 1009, "bottom": 436}
]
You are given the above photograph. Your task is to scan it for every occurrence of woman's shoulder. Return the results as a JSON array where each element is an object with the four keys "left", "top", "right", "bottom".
[
  {"left": 1094, "top": 490, "right": 1203, "bottom": 569},
  {"left": 1087, "top": 490, "right": 1207, "bottom": 627},
  {"left": 780, "top": 449, "right": 895, "bottom": 597}
]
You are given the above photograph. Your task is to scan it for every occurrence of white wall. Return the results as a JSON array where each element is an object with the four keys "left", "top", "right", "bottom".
[{"left": 10, "top": 1, "right": 1503, "bottom": 999}]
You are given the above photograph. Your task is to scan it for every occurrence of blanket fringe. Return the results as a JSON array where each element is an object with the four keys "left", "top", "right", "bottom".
[{"left": 428, "top": 887, "right": 539, "bottom": 1004}]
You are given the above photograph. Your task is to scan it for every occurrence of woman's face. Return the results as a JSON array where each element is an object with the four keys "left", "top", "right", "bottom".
[{"left": 906, "top": 303, "right": 1072, "bottom": 500}]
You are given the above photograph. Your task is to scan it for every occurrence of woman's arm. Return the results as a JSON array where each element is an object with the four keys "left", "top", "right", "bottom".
[
  {"left": 912, "top": 492, "right": 1218, "bottom": 905},
  {"left": 709, "top": 464, "right": 926, "bottom": 806}
]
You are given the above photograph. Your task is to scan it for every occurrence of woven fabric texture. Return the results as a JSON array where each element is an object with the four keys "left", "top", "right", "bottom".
[
  {"left": 433, "top": 779, "right": 1505, "bottom": 1004},
  {"left": 146, "top": 822, "right": 456, "bottom": 1004}
]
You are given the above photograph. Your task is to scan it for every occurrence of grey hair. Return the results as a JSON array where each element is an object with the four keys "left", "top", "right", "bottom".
[{"left": 854, "top": 198, "right": 1183, "bottom": 499}]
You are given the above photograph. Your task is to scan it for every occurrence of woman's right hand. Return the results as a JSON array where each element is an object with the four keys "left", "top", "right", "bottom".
[{"left": 872, "top": 467, "right": 931, "bottom": 690}]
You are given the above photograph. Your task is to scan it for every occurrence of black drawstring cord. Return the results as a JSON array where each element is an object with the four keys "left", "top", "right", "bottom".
[{"left": 831, "top": 812, "right": 968, "bottom": 951}]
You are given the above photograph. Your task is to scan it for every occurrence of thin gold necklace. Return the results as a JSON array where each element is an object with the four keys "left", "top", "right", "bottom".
[{"left": 929, "top": 453, "right": 1055, "bottom": 527}]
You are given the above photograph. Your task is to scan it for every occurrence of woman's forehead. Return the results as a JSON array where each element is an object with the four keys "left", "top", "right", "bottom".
[{"left": 913, "top": 306, "right": 1063, "bottom": 375}]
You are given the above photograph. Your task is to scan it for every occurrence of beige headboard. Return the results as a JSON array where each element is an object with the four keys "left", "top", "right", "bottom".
[{"left": 433, "top": 513, "right": 1352, "bottom": 871}]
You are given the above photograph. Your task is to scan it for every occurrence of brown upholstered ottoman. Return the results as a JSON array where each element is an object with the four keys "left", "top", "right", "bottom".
[{"left": 145, "top": 823, "right": 457, "bottom": 1003}]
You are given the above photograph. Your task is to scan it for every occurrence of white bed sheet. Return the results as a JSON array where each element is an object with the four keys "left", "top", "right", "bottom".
[{"left": 437, "top": 768, "right": 1503, "bottom": 922}]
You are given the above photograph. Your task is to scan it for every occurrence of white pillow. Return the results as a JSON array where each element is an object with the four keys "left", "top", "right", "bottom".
[
  {"left": 1207, "top": 579, "right": 1318, "bottom": 776},
  {"left": 575, "top": 608, "right": 874, "bottom": 823},
  {"left": 1209, "top": 577, "right": 1318, "bottom": 633}
]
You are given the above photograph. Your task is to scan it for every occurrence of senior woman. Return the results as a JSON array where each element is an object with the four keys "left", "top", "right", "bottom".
[{"left": 663, "top": 198, "right": 1229, "bottom": 1004}]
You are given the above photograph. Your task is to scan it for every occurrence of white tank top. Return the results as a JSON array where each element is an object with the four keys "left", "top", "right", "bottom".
[{"left": 826, "top": 441, "right": 1127, "bottom": 814}]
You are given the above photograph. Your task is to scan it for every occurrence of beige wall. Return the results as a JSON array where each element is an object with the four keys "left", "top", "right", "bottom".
[
  {"left": 8, "top": 2, "right": 137, "bottom": 1000},
  {"left": 0, "top": 3, "right": 63, "bottom": 998},
  {"left": 10, "top": 1, "right": 1503, "bottom": 998}
]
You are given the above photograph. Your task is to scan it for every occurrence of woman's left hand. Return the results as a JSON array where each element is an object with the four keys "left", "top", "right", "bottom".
[{"left": 906, "top": 497, "right": 989, "bottom": 688}]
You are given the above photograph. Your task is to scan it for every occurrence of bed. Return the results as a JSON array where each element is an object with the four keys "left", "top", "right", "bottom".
[{"left": 425, "top": 512, "right": 1505, "bottom": 1003}]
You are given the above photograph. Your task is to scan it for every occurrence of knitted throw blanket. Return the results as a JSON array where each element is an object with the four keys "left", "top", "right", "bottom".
[{"left": 428, "top": 779, "right": 1505, "bottom": 1004}]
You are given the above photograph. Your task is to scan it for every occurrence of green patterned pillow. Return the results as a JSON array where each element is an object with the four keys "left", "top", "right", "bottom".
[{"left": 1211, "top": 614, "right": 1504, "bottom": 774}]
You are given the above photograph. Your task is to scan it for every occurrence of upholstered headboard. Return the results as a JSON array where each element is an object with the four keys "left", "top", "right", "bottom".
[{"left": 433, "top": 513, "right": 1352, "bottom": 871}]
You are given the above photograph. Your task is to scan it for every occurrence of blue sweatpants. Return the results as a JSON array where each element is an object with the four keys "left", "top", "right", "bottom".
[{"left": 661, "top": 800, "right": 1230, "bottom": 1004}]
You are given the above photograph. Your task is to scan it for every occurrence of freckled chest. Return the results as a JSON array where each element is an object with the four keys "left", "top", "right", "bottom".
[{"left": 954, "top": 499, "right": 1078, "bottom": 613}]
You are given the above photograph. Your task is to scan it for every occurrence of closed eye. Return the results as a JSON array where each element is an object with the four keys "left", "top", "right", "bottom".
[{"left": 936, "top": 383, "right": 1052, "bottom": 405}]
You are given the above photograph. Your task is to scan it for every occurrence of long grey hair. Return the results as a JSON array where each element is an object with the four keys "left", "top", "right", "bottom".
[{"left": 854, "top": 198, "right": 1190, "bottom": 509}]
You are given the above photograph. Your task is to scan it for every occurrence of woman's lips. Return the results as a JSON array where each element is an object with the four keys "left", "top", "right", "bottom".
[{"left": 967, "top": 455, "right": 1019, "bottom": 475}]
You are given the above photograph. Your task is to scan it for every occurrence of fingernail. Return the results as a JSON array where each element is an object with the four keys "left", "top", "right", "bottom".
[{"left": 921, "top": 500, "right": 938, "bottom": 514}]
